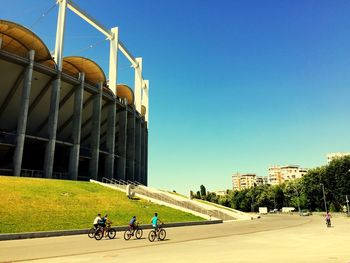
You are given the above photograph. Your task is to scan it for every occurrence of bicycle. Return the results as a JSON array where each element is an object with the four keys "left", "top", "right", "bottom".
[
  {"left": 124, "top": 222, "right": 143, "bottom": 240},
  {"left": 148, "top": 224, "right": 166, "bottom": 242},
  {"left": 88, "top": 226, "right": 98, "bottom": 238},
  {"left": 94, "top": 223, "right": 116, "bottom": 240}
]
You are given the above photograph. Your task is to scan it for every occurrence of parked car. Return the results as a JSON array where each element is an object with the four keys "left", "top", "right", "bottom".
[
  {"left": 259, "top": 207, "right": 268, "bottom": 214},
  {"left": 300, "top": 210, "right": 311, "bottom": 216}
]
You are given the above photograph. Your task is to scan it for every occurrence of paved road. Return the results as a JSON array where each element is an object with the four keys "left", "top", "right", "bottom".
[{"left": 0, "top": 214, "right": 349, "bottom": 262}]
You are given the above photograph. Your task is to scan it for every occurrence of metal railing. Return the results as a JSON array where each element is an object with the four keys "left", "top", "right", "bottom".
[
  {"left": 21, "top": 169, "right": 44, "bottom": 178},
  {"left": 0, "top": 131, "right": 16, "bottom": 145},
  {"left": 0, "top": 168, "right": 13, "bottom": 175},
  {"left": 80, "top": 147, "right": 91, "bottom": 157},
  {"left": 102, "top": 177, "right": 142, "bottom": 186},
  {"left": 52, "top": 171, "right": 69, "bottom": 180},
  {"left": 19, "top": 169, "right": 68, "bottom": 179},
  {"left": 101, "top": 177, "right": 128, "bottom": 190}
]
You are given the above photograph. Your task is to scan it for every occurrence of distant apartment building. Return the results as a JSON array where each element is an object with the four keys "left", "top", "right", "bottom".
[
  {"left": 213, "top": 190, "right": 227, "bottom": 196},
  {"left": 255, "top": 176, "right": 269, "bottom": 186},
  {"left": 268, "top": 166, "right": 283, "bottom": 185},
  {"left": 232, "top": 173, "right": 257, "bottom": 190},
  {"left": 326, "top": 152, "right": 350, "bottom": 164},
  {"left": 268, "top": 165, "right": 308, "bottom": 185}
]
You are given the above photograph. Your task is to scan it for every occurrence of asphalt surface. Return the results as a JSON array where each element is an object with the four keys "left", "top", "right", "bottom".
[{"left": 0, "top": 214, "right": 349, "bottom": 263}]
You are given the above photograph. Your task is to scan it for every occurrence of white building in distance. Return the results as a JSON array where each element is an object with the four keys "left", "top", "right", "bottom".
[
  {"left": 232, "top": 173, "right": 256, "bottom": 190},
  {"left": 326, "top": 152, "right": 350, "bottom": 164},
  {"left": 213, "top": 190, "right": 227, "bottom": 196},
  {"left": 255, "top": 176, "right": 269, "bottom": 186},
  {"left": 268, "top": 165, "right": 308, "bottom": 185}
]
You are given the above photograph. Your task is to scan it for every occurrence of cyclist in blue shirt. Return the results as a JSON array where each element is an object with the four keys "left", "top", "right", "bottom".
[
  {"left": 99, "top": 214, "right": 107, "bottom": 228},
  {"left": 150, "top": 212, "right": 162, "bottom": 230},
  {"left": 129, "top": 216, "right": 137, "bottom": 230}
]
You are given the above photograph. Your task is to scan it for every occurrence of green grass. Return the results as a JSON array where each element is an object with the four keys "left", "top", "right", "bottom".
[{"left": 0, "top": 176, "right": 204, "bottom": 234}]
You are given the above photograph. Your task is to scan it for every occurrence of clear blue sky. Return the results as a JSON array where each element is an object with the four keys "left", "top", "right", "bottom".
[{"left": 2, "top": 0, "right": 350, "bottom": 194}]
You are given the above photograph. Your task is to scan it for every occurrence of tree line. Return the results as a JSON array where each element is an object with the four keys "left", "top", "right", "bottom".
[{"left": 191, "top": 156, "right": 350, "bottom": 212}]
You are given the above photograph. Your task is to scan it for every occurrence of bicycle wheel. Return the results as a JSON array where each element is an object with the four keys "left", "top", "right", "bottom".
[
  {"left": 124, "top": 230, "right": 132, "bottom": 240},
  {"left": 88, "top": 228, "right": 96, "bottom": 238},
  {"left": 135, "top": 228, "right": 143, "bottom": 239},
  {"left": 159, "top": 229, "right": 166, "bottom": 240},
  {"left": 108, "top": 228, "right": 116, "bottom": 239},
  {"left": 94, "top": 229, "right": 103, "bottom": 240},
  {"left": 148, "top": 230, "right": 156, "bottom": 242}
]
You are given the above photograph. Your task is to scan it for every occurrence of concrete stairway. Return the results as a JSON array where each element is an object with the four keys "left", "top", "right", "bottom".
[{"left": 94, "top": 178, "right": 252, "bottom": 221}]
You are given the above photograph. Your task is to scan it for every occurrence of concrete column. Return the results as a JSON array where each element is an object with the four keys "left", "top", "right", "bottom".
[
  {"left": 134, "top": 116, "right": 141, "bottom": 183},
  {"left": 68, "top": 73, "right": 84, "bottom": 180},
  {"left": 126, "top": 110, "right": 136, "bottom": 181},
  {"left": 89, "top": 83, "right": 102, "bottom": 180},
  {"left": 116, "top": 108, "right": 127, "bottom": 181},
  {"left": 43, "top": 72, "right": 62, "bottom": 178},
  {"left": 140, "top": 120, "right": 145, "bottom": 185},
  {"left": 104, "top": 100, "right": 116, "bottom": 179},
  {"left": 145, "top": 128, "right": 148, "bottom": 186},
  {"left": 13, "top": 50, "right": 35, "bottom": 176}
]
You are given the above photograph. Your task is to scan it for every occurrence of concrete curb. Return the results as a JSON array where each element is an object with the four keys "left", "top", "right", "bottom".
[{"left": 0, "top": 220, "right": 223, "bottom": 241}]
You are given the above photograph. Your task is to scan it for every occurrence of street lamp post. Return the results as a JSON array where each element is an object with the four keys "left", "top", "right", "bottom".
[
  {"left": 320, "top": 183, "right": 327, "bottom": 212},
  {"left": 294, "top": 188, "right": 301, "bottom": 214},
  {"left": 346, "top": 169, "right": 350, "bottom": 216}
]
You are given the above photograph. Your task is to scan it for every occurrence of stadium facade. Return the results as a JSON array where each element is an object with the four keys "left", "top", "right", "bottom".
[{"left": 0, "top": 13, "right": 148, "bottom": 185}]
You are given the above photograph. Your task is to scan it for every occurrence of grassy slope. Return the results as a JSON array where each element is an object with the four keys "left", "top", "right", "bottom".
[{"left": 0, "top": 176, "right": 203, "bottom": 233}]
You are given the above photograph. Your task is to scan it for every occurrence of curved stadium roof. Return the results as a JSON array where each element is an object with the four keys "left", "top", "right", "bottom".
[
  {"left": 0, "top": 20, "right": 52, "bottom": 63},
  {"left": 62, "top": 56, "right": 106, "bottom": 85},
  {"left": 116, "top": 84, "right": 134, "bottom": 105}
]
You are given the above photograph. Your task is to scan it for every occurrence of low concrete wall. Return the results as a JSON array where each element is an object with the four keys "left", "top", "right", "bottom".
[{"left": 0, "top": 220, "right": 222, "bottom": 241}]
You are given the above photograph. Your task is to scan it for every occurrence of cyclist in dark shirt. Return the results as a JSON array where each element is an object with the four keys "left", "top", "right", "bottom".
[
  {"left": 129, "top": 216, "right": 137, "bottom": 230},
  {"left": 99, "top": 214, "right": 107, "bottom": 228}
]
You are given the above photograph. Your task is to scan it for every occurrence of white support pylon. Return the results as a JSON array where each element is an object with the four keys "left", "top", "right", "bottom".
[
  {"left": 143, "top": 79, "right": 149, "bottom": 124},
  {"left": 109, "top": 27, "right": 119, "bottom": 95},
  {"left": 134, "top": 57, "right": 142, "bottom": 113},
  {"left": 54, "top": 0, "right": 67, "bottom": 71}
]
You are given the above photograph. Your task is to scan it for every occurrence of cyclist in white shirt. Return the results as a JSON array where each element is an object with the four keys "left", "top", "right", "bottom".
[{"left": 93, "top": 213, "right": 102, "bottom": 229}]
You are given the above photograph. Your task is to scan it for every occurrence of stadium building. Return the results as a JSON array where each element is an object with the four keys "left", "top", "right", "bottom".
[{"left": 0, "top": 3, "right": 149, "bottom": 184}]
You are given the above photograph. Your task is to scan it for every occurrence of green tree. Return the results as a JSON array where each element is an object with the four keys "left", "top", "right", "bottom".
[
  {"left": 218, "top": 195, "right": 230, "bottom": 207},
  {"left": 200, "top": 185, "right": 206, "bottom": 198},
  {"left": 326, "top": 156, "right": 350, "bottom": 211},
  {"left": 205, "top": 192, "right": 218, "bottom": 203},
  {"left": 301, "top": 166, "right": 327, "bottom": 211},
  {"left": 190, "top": 190, "right": 194, "bottom": 199},
  {"left": 255, "top": 185, "right": 274, "bottom": 210}
]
